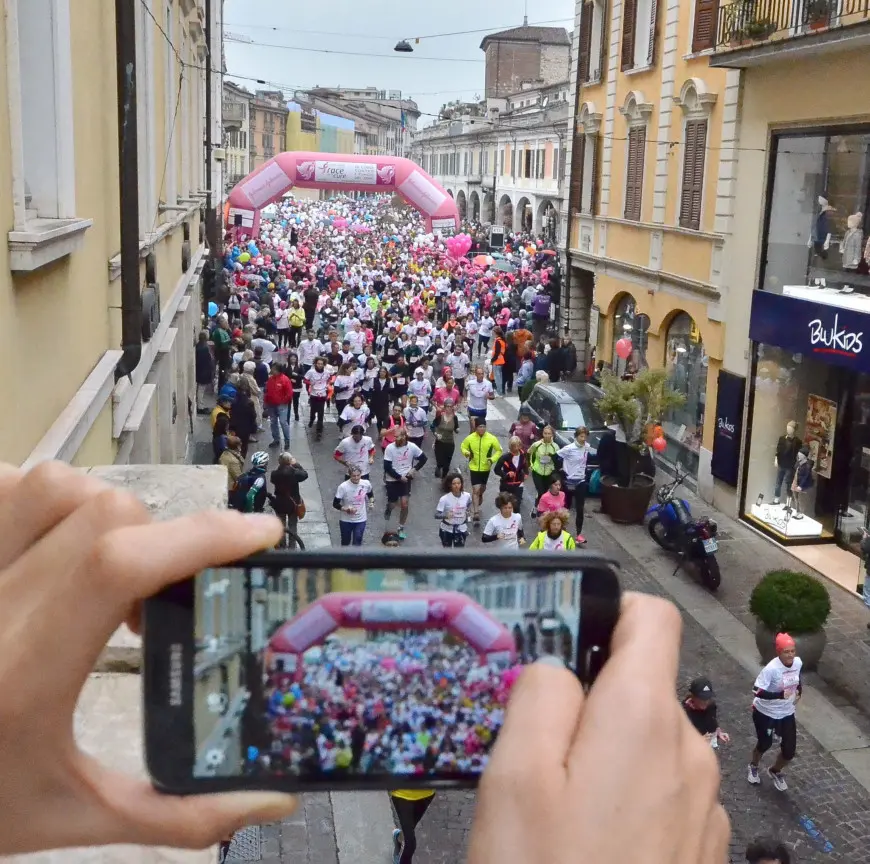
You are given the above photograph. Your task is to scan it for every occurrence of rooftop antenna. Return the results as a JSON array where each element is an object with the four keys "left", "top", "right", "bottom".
[{"left": 523, "top": 0, "right": 528, "bottom": 25}]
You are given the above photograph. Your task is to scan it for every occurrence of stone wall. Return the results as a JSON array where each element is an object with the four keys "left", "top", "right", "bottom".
[
  {"left": 484, "top": 42, "right": 542, "bottom": 98},
  {"left": 539, "top": 44, "right": 571, "bottom": 85}
]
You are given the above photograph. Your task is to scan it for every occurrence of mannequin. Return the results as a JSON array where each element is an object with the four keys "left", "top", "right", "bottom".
[
  {"left": 808, "top": 196, "right": 834, "bottom": 260},
  {"left": 773, "top": 421, "right": 800, "bottom": 504},
  {"left": 789, "top": 448, "right": 814, "bottom": 519},
  {"left": 841, "top": 212, "right": 864, "bottom": 270}
]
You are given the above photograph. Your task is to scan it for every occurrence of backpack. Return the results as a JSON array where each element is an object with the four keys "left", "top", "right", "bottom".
[{"left": 229, "top": 470, "right": 262, "bottom": 512}]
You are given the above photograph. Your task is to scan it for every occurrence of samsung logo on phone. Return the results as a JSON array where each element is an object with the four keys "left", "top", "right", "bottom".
[{"left": 169, "top": 643, "right": 183, "bottom": 707}]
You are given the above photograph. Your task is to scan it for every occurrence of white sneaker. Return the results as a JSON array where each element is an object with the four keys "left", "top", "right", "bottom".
[
  {"left": 747, "top": 764, "right": 761, "bottom": 785},
  {"left": 768, "top": 768, "right": 788, "bottom": 791}
]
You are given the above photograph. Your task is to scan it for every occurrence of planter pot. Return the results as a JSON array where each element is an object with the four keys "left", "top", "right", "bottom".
[
  {"left": 600, "top": 474, "right": 655, "bottom": 524},
  {"left": 754, "top": 621, "right": 827, "bottom": 672},
  {"left": 809, "top": 15, "right": 830, "bottom": 28}
]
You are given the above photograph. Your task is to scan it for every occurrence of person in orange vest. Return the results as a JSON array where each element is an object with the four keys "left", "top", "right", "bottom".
[{"left": 490, "top": 327, "right": 507, "bottom": 395}]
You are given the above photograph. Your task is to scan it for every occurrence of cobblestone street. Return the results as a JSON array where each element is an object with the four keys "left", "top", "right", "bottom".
[{"left": 200, "top": 394, "right": 870, "bottom": 863}]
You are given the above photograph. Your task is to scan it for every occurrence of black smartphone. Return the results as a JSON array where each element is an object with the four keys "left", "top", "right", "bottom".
[{"left": 144, "top": 549, "right": 621, "bottom": 795}]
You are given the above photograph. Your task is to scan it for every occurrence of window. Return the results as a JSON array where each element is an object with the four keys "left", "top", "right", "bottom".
[
  {"left": 621, "top": 0, "right": 658, "bottom": 71},
  {"left": 570, "top": 137, "right": 586, "bottom": 213},
  {"left": 624, "top": 128, "right": 646, "bottom": 221},
  {"left": 692, "top": 0, "right": 719, "bottom": 52},
  {"left": 499, "top": 149, "right": 505, "bottom": 175},
  {"left": 611, "top": 295, "right": 650, "bottom": 375},
  {"left": 163, "top": 3, "right": 177, "bottom": 207},
  {"left": 552, "top": 148, "right": 559, "bottom": 180},
  {"left": 524, "top": 150, "right": 532, "bottom": 178},
  {"left": 511, "top": 149, "right": 516, "bottom": 177},
  {"left": 679, "top": 120, "right": 708, "bottom": 230},
  {"left": 577, "top": 1, "right": 594, "bottom": 82},
  {"left": 136, "top": 0, "right": 157, "bottom": 236}
]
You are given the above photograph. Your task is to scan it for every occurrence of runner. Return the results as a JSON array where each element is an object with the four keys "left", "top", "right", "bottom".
[
  {"left": 555, "top": 426, "right": 592, "bottom": 545},
  {"left": 528, "top": 425, "right": 559, "bottom": 517},
  {"left": 435, "top": 471, "right": 472, "bottom": 548},
  {"left": 334, "top": 424, "right": 376, "bottom": 480},
  {"left": 465, "top": 365, "right": 495, "bottom": 433},
  {"left": 748, "top": 633, "right": 802, "bottom": 791},
  {"left": 527, "top": 509, "right": 576, "bottom": 550},
  {"left": 383, "top": 428, "right": 428, "bottom": 540},
  {"left": 682, "top": 677, "right": 730, "bottom": 748},
  {"left": 303, "top": 356, "right": 331, "bottom": 441},
  {"left": 332, "top": 466, "right": 374, "bottom": 547},
  {"left": 745, "top": 839, "right": 791, "bottom": 864},
  {"left": 460, "top": 420, "right": 503, "bottom": 527},
  {"left": 431, "top": 398, "right": 460, "bottom": 478},
  {"left": 482, "top": 492, "right": 525, "bottom": 549},
  {"left": 402, "top": 394, "right": 428, "bottom": 448},
  {"left": 494, "top": 436, "right": 530, "bottom": 512},
  {"left": 338, "top": 393, "right": 372, "bottom": 434}
]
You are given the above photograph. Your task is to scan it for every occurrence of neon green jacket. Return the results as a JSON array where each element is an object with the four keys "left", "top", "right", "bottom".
[
  {"left": 528, "top": 530, "right": 576, "bottom": 551},
  {"left": 460, "top": 431, "right": 503, "bottom": 472}
]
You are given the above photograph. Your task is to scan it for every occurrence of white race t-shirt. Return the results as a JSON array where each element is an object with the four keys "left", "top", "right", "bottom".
[
  {"left": 340, "top": 404, "right": 371, "bottom": 428},
  {"left": 335, "top": 435, "right": 374, "bottom": 473},
  {"left": 483, "top": 512, "right": 523, "bottom": 549},
  {"left": 753, "top": 657, "right": 803, "bottom": 719},
  {"left": 478, "top": 317, "right": 495, "bottom": 337},
  {"left": 299, "top": 339, "right": 323, "bottom": 366},
  {"left": 383, "top": 442, "right": 423, "bottom": 480},
  {"left": 408, "top": 379, "right": 432, "bottom": 407},
  {"left": 304, "top": 368, "right": 330, "bottom": 398},
  {"left": 437, "top": 492, "right": 472, "bottom": 532},
  {"left": 557, "top": 441, "right": 591, "bottom": 484},
  {"left": 447, "top": 352, "right": 470, "bottom": 379},
  {"left": 333, "top": 375, "right": 356, "bottom": 401},
  {"left": 539, "top": 532, "right": 569, "bottom": 550},
  {"left": 335, "top": 479, "right": 372, "bottom": 523},
  {"left": 467, "top": 379, "right": 494, "bottom": 411}
]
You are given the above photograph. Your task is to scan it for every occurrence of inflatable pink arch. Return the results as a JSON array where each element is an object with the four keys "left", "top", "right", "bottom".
[
  {"left": 226, "top": 152, "right": 461, "bottom": 237},
  {"left": 268, "top": 591, "right": 516, "bottom": 677}
]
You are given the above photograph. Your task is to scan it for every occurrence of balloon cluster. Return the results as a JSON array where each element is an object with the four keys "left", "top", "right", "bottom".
[
  {"left": 615, "top": 338, "right": 632, "bottom": 360},
  {"left": 445, "top": 233, "right": 472, "bottom": 259},
  {"left": 645, "top": 423, "right": 668, "bottom": 453}
]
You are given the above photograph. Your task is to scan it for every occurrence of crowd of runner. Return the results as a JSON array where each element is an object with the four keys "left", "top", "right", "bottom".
[{"left": 262, "top": 632, "right": 507, "bottom": 777}]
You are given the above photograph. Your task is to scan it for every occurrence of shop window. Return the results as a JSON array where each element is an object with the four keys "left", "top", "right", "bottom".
[
  {"left": 611, "top": 296, "right": 650, "bottom": 377},
  {"left": 763, "top": 130, "right": 870, "bottom": 307},
  {"left": 662, "top": 312, "right": 707, "bottom": 477},
  {"left": 743, "top": 345, "right": 839, "bottom": 544}
]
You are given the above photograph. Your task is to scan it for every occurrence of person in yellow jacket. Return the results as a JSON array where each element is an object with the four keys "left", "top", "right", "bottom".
[
  {"left": 288, "top": 301, "right": 306, "bottom": 348},
  {"left": 528, "top": 509, "right": 577, "bottom": 551},
  {"left": 460, "top": 420, "right": 503, "bottom": 526},
  {"left": 389, "top": 789, "right": 436, "bottom": 864}
]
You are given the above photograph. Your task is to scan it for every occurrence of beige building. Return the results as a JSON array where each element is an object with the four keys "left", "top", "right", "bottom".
[
  {"left": 250, "top": 90, "right": 288, "bottom": 170},
  {"left": 223, "top": 80, "right": 252, "bottom": 189},
  {"left": 1, "top": 0, "right": 224, "bottom": 470},
  {"left": 707, "top": 7, "right": 870, "bottom": 587},
  {"left": 561, "top": 0, "right": 736, "bottom": 494}
]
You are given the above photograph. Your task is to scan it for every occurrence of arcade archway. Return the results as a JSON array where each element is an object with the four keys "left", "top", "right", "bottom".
[
  {"left": 516, "top": 196, "right": 533, "bottom": 233},
  {"left": 469, "top": 190, "right": 481, "bottom": 222},
  {"left": 498, "top": 194, "right": 514, "bottom": 229},
  {"left": 483, "top": 192, "right": 495, "bottom": 224},
  {"left": 227, "top": 152, "right": 460, "bottom": 236},
  {"left": 455, "top": 189, "right": 467, "bottom": 219},
  {"left": 537, "top": 199, "right": 559, "bottom": 243}
]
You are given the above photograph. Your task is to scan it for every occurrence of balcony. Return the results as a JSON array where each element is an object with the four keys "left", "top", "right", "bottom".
[
  {"left": 222, "top": 102, "right": 245, "bottom": 130},
  {"left": 710, "top": 0, "right": 870, "bottom": 66}
]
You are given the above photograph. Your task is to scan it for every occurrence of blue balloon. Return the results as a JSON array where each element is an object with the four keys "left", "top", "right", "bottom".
[
  {"left": 247, "top": 746, "right": 259, "bottom": 762},
  {"left": 207, "top": 302, "right": 218, "bottom": 317}
]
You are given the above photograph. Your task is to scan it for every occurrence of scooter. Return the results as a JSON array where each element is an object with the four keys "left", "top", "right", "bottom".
[{"left": 646, "top": 467, "right": 721, "bottom": 591}]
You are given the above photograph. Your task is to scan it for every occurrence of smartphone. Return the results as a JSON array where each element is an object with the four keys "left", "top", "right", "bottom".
[{"left": 144, "top": 549, "right": 621, "bottom": 795}]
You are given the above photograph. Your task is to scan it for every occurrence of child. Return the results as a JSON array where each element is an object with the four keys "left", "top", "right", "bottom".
[{"left": 682, "top": 677, "right": 730, "bottom": 747}]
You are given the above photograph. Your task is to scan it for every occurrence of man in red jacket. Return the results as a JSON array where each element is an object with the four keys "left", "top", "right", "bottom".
[{"left": 264, "top": 363, "right": 293, "bottom": 449}]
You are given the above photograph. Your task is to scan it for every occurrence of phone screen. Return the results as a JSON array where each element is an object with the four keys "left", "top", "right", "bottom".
[{"left": 192, "top": 564, "right": 590, "bottom": 782}]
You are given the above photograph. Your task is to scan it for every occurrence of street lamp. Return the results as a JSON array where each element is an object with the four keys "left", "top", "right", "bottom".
[{"left": 394, "top": 39, "right": 413, "bottom": 52}]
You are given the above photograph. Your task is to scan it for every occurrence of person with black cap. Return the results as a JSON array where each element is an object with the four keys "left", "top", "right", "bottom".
[
  {"left": 682, "top": 677, "right": 729, "bottom": 747},
  {"left": 745, "top": 838, "right": 791, "bottom": 864}
]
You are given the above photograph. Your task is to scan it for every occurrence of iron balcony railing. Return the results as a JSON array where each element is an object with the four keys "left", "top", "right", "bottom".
[{"left": 715, "top": 0, "right": 870, "bottom": 47}]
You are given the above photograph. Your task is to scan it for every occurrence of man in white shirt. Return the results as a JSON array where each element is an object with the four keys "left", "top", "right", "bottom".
[
  {"left": 298, "top": 330, "right": 324, "bottom": 374},
  {"left": 465, "top": 366, "right": 495, "bottom": 431},
  {"left": 447, "top": 345, "right": 471, "bottom": 396},
  {"left": 251, "top": 329, "right": 277, "bottom": 364},
  {"left": 334, "top": 425, "right": 376, "bottom": 479},
  {"left": 383, "top": 429, "right": 428, "bottom": 540},
  {"left": 477, "top": 312, "right": 495, "bottom": 357}
]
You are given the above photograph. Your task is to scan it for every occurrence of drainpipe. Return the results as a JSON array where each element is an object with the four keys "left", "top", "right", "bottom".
[
  {"left": 204, "top": 0, "right": 219, "bottom": 273},
  {"left": 114, "top": 0, "right": 142, "bottom": 383}
]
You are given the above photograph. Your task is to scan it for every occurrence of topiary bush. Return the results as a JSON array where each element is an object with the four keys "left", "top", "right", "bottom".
[{"left": 749, "top": 569, "right": 831, "bottom": 633}]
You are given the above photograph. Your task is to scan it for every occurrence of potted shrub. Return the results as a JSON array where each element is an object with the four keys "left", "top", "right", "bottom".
[
  {"left": 806, "top": 0, "right": 832, "bottom": 28},
  {"left": 749, "top": 569, "right": 831, "bottom": 671},
  {"left": 744, "top": 16, "right": 777, "bottom": 38},
  {"left": 594, "top": 368, "right": 685, "bottom": 524}
]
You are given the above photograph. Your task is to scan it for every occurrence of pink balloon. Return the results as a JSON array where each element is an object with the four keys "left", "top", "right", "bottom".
[
  {"left": 652, "top": 436, "right": 668, "bottom": 453},
  {"left": 615, "top": 338, "right": 633, "bottom": 360}
]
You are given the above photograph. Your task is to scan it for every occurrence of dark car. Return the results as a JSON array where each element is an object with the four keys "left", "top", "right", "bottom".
[{"left": 519, "top": 382, "right": 608, "bottom": 484}]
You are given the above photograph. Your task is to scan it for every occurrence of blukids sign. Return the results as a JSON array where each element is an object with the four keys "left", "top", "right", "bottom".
[
  {"left": 711, "top": 371, "right": 745, "bottom": 487},
  {"left": 749, "top": 290, "right": 870, "bottom": 374}
]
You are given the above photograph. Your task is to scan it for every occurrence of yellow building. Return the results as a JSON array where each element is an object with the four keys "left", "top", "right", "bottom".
[
  {"left": 562, "top": 0, "right": 737, "bottom": 493},
  {"left": 707, "top": 11, "right": 870, "bottom": 584},
  {"left": 1, "top": 0, "right": 222, "bottom": 470}
]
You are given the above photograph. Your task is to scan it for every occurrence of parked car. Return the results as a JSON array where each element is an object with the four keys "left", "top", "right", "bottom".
[{"left": 518, "top": 382, "right": 608, "bottom": 484}]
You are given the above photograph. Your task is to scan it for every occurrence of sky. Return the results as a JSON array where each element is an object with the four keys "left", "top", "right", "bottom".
[{"left": 223, "top": 0, "right": 575, "bottom": 126}]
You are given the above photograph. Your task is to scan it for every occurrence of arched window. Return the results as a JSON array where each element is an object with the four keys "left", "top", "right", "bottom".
[
  {"left": 611, "top": 295, "right": 650, "bottom": 377},
  {"left": 663, "top": 312, "right": 708, "bottom": 477}
]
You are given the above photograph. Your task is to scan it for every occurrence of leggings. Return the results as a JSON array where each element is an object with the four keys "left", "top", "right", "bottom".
[
  {"left": 391, "top": 795, "right": 434, "bottom": 864},
  {"left": 434, "top": 440, "right": 455, "bottom": 475},
  {"left": 308, "top": 396, "right": 327, "bottom": 433},
  {"left": 532, "top": 471, "right": 553, "bottom": 505},
  {"left": 563, "top": 482, "right": 588, "bottom": 535},
  {"left": 752, "top": 708, "right": 797, "bottom": 761},
  {"left": 440, "top": 527, "right": 468, "bottom": 547},
  {"left": 291, "top": 391, "right": 301, "bottom": 419}
]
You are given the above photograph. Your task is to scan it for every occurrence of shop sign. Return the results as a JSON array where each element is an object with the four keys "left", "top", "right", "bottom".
[
  {"left": 750, "top": 290, "right": 870, "bottom": 373},
  {"left": 710, "top": 370, "right": 745, "bottom": 487}
]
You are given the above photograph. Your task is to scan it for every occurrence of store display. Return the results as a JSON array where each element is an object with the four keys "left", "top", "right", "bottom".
[
  {"left": 790, "top": 448, "right": 815, "bottom": 517},
  {"left": 804, "top": 394, "right": 837, "bottom": 479},
  {"left": 841, "top": 212, "right": 865, "bottom": 270},
  {"left": 773, "top": 421, "right": 800, "bottom": 504},
  {"left": 749, "top": 501, "right": 825, "bottom": 539},
  {"left": 808, "top": 196, "right": 835, "bottom": 259}
]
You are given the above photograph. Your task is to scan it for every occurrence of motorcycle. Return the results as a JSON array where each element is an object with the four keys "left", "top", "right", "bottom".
[{"left": 646, "top": 467, "right": 721, "bottom": 591}]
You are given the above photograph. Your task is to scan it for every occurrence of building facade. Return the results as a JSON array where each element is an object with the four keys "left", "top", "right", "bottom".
[
  {"left": 561, "top": 0, "right": 735, "bottom": 490},
  {"left": 2, "top": 0, "right": 223, "bottom": 469},
  {"left": 250, "top": 90, "right": 288, "bottom": 170},
  {"left": 481, "top": 24, "right": 572, "bottom": 99},
  {"left": 223, "top": 80, "right": 252, "bottom": 189},
  {"left": 705, "top": 5, "right": 870, "bottom": 587}
]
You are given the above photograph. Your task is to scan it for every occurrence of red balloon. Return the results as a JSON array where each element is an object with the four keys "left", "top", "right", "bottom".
[
  {"left": 652, "top": 436, "right": 668, "bottom": 453},
  {"left": 615, "top": 338, "right": 633, "bottom": 360}
]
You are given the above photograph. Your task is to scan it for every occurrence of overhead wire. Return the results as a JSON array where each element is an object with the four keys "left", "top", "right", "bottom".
[{"left": 224, "top": 38, "right": 486, "bottom": 62}]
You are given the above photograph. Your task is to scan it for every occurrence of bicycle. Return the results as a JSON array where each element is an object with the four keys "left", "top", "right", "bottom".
[{"left": 265, "top": 499, "right": 306, "bottom": 550}]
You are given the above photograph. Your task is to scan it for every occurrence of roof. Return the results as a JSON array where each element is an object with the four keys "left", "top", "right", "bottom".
[
  {"left": 480, "top": 25, "right": 571, "bottom": 50},
  {"left": 539, "top": 382, "right": 603, "bottom": 404}
]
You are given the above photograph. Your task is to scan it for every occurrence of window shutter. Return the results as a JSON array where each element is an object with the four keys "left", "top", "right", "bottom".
[
  {"left": 578, "top": 2, "right": 594, "bottom": 82},
  {"left": 624, "top": 128, "right": 645, "bottom": 221},
  {"left": 647, "top": 0, "right": 660, "bottom": 66},
  {"left": 679, "top": 120, "right": 708, "bottom": 230},
  {"left": 692, "top": 0, "right": 720, "bottom": 52},
  {"left": 621, "top": 0, "right": 638, "bottom": 70},
  {"left": 589, "top": 133, "right": 600, "bottom": 215},
  {"left": 570, "top": 135, "right": 586, "bottom": 213}
]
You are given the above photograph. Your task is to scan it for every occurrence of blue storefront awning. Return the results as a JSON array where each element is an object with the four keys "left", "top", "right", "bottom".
[{"left": 749, "top": 290, "right": 870, "bottom": 374}]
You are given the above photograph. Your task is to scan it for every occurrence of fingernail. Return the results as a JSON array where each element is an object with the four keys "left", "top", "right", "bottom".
[{"left": 535, "top": 655, "right": 565, "bottom": 669}]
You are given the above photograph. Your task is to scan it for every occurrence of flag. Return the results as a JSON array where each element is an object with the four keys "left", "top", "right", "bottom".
[{"left": 400, "top": 110, "right": 406, "bottom": 132}]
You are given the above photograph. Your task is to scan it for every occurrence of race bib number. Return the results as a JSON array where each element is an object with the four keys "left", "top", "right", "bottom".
[
  {"left": 396, "top": 377, "right": 406, "bottom": 386},
  {"left": 539, "top": 454, "right": 551, "bottom": 465}
]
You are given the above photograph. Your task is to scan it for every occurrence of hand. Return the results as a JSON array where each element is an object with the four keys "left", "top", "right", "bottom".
[
  {"left": 369, "top": 457, "right": 375, "bottom": 465},
  {"left": 408, "top": 470, "right": 416, "bottom": 479},
  {"left": 468, "top": 594, "right": 728, "bottom": 864},
  {"left": 717, "top": 731, "right": 730, "bottom": 744},
  {"left": 0, "top": 462, "right": 296, "bottom": 855},
  {"left": 518, "top": 538, "right": 526, "bottom": 547},
  {"left": 343, "top": 507, "right": 356, "bottom": 515}
]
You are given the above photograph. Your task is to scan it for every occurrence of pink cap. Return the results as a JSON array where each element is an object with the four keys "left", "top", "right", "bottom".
[{"left": 775, "top": 632, "right": 796, "bottom": 653}]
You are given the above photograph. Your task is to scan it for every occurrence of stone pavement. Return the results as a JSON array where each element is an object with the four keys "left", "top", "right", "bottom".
[{"left": 196, "top": 391, "right": 870, "bottom": 863}]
